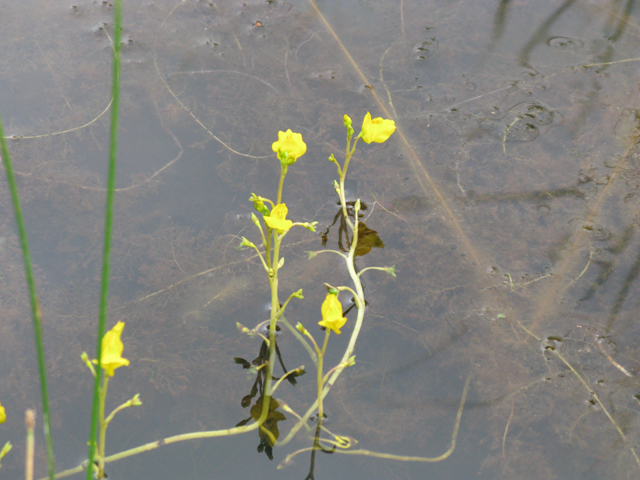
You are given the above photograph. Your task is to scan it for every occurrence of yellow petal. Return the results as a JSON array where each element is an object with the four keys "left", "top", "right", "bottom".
[
  {"left": 272, "top": 129, "right": 307, "bottom": 163},
  {"left": 264, "top": 203, "right": 293, "bottom": 233},
  {"left": 361, "top": 112, "right": 396, "bottom": 144},
  {"left": 319, "top": 294, "right": 347, "bottom": 334},
  {"left": 0, "top": 402, "right": 6, "bottom": 424},
  {"left": 100, "top": 321, "right": 130, "bottom": 377}
]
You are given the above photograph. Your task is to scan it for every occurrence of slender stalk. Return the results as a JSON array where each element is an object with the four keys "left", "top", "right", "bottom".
[
  {"left": 265, "top": 233, "right": 282, "bottom": 396},
  {"left": 97, "top": 377, "right": 109, "bottom": 479},
  {"left": 280, "top": 163, "right": 366, "bottom": 446},
  {"left": 338, "top": 137, "right": 359, "bottom": 228},
  {"left": 26, "top": 410, "right": 36, "bottom": 480},
  {"left": 276, "top": 163, "right": 288, "bottom": 205},
  {"left": 280, "top": 316, "right": 317, "bottom": 364},
  {"left": 316, "top": 330, "right": 330, "bottom": 420},
  {"left": 88, "top": 1, "right": 122, "bottom": 478},
  {"left": 338, "top": 167, "right": 353, "bottom": 230},
  {"left": 0, "top": 109, "right": 56, "bottom": 480},
  {"left": 280, "top": 374, "right": 472, "bottom": 468}
]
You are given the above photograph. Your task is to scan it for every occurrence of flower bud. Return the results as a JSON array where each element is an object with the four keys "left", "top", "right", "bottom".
[{"left": 240, "top": 237, "right": 256, "bottom": 249}]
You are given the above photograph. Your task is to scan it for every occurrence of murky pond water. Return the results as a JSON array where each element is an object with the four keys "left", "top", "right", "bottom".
[{"left": 2, "top": 0, "right": 640, "bottom": 479}]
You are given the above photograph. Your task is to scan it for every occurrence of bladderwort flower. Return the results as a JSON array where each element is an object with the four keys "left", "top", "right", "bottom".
[
  {"left": 0, "top": 402, "right": 5, "bottom": 424},
  {"left": 264, "top": 203, "right": 293, "bottom": 234},
  {"left": 94, "top": 321, "right": 130, "bottom": 377},
  {"left": 318, "top": 293, "right": 347, "bottom": 334},
  {"left": 360, "top": 112, "right": 396, "bottom": 144},
  {"left": 272, "top": 129, "right": 306, "bottom": 165}
]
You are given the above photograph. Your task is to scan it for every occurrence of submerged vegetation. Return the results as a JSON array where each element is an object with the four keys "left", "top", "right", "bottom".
[{"left": 2, "top": 0, "right": 640, "bottom": 479}]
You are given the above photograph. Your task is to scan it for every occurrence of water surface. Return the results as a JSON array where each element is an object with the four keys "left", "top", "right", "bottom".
[{"left": 2, "top": 0, "right": 640, "bottom": 479}]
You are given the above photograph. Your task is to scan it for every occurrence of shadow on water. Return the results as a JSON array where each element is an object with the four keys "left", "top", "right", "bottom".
[{"left": 3, "top": 0, "right": 640, "bottom": 479}]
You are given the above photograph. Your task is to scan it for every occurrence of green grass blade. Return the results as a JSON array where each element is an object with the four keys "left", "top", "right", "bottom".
[
  {"left": 87, "top": 0, "right": 123, "bottom": 478},
  {"left": 0, "top": 118, "right": 56, "bottom": 478}
]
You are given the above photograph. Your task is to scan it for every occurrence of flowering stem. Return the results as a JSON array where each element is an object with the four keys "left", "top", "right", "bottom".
[
  {"left": 279, "top": 158, "right": 366, "bottom": 447},
  {"left": 97, "top": 376, "right": 109, "bottom": 479},
  {"left": 276, "top": 163, "right": 288, "bottom": 205},
  {"left": 259, "top": 227, "right": 283, "bottom": 429},
  {"left": 316, "top": 329, "right": 330, "bottom": 421},
  {"left": 264, "top": 226, "right": 272, "bottom": 269},
  {"left": 338, "top": 138, "right": 360, "bottom": 230}
]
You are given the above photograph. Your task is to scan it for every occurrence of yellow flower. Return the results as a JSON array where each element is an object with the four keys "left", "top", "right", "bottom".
[
  {"left": 264, "top": 203, "right": 293, "bottom": 233},
  {"left": 95, "top": 321, "right": 130, "bottom": 377},
  {"left": 272, "top": 130, "right": 306, "bottom": 164},
  {"left": 360, "top": 112, "right": 396, "bottom": 144},
  {"left": 0, "top": 402, "right": 5, "bottom": 424},
  {"left": 318, "top": 293, "right": 347, "bottom": 334}
]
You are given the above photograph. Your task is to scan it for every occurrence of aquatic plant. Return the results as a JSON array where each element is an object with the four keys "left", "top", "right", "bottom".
[{"left": 3, "top": 0, "right": 640, "bottom": 479}]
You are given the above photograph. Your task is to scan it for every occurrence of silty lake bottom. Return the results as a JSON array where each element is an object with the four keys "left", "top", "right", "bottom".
[{"left": 2, "top": 0, "right": 640, "bottom": 478}]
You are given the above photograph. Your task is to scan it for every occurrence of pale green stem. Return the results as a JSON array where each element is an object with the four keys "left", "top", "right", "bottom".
[
  {"left": 276, "top": 163, "right": 288, "bottom": 205},
  {"left": 104, "top": 400, "right": 132, "bottom": 426},
  {"left": 323, "top": 361, "right": 349, "bottom": 383},
  {"left": 45, "top": 420, "right": 266, "bottom": 480},
  {"left": 310, "top": 249, "right": 347, "bottom": 260},
  {"left": 317, "top": 329, "right": 330, "bottom": 420},
  {"left": 280, "top": 404, "right": 313, "bottom": 432},
  {"left": 280, "top": 375, "right": 472, "bottom": 468},
  {"left": 254, "top": 219, "right": 267, "bottom": 252},
  {"left": 271, "top": 367, "right": 304, "bottom": 393},
  {"left": 260, "top": 229, "right": 283, "bottom": 420},
  {"left": 358, "top": 266, "right": 392, "bottom": 277},
  {"left": 336, "top": 286, "right": 362, "bottom": 308},
  {"left": 276, "top": 291, "right": 300, "bottom": 320},
  {"left": 338, "top": 137, "right": 360, "bottom": 228},
  {"left": 279, "top": 186, "right": 366, "bottom": 447},
  {"left": 279, "top": 316, "right": 317, "bottom": 364},
  {"left": 264, "top": 226, "right": 272, "bottom": 268},
  {"left": 248, "top": 243, "right": 269, "bottom": 272},
  {"left": 97, "top": 376, "right": 109, "bottom": 479}
]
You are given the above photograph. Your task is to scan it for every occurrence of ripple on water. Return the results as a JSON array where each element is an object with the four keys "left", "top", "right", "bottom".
[{"left": 547, "top": 36, "right": 584, "bottom": 50}]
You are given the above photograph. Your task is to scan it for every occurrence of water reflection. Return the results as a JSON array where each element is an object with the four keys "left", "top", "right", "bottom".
[
  {"left": 235, "top": 323, "right": 303, "bottom": 460},
  {"left": 321, "top": 200, "right": 385, "bottom": 257}
]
